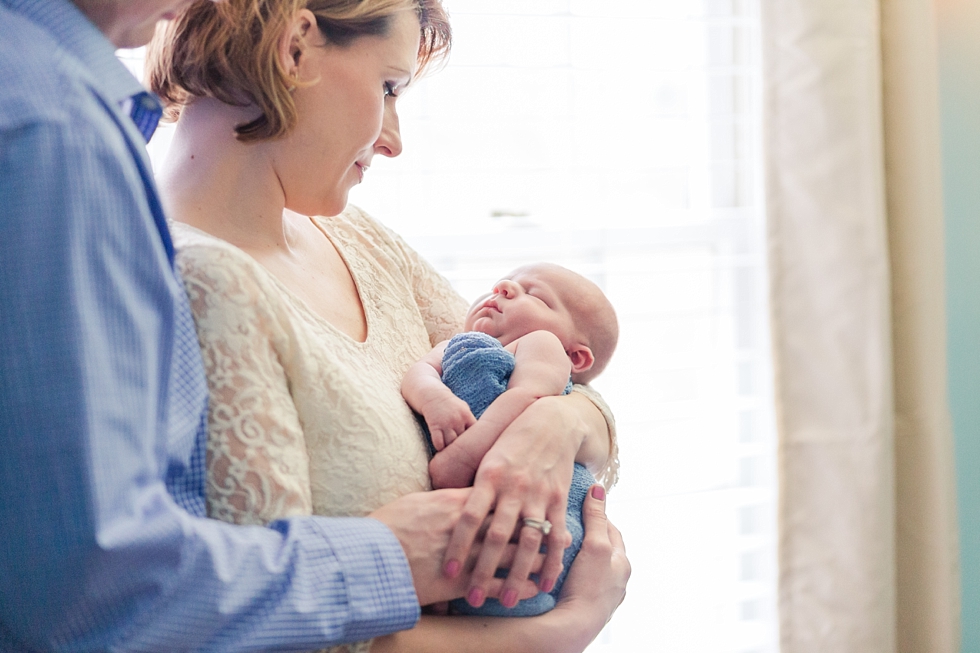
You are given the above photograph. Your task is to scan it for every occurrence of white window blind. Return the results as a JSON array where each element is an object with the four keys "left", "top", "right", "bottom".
[{"left": 122, "top": 2, "right": 777, "bottom": 649}]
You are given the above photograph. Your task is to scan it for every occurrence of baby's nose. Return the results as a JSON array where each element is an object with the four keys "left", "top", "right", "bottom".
[{"left": 494, "top": 280, "right": 520, "bottom": 298}]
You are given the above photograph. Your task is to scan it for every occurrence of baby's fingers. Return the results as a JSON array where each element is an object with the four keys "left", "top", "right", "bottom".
[
  {"left": 443, "top": 427, "right": 460, "bottom": 448},
  {"left": 429, "top": 428, "right": 447, "bottom": 451}
]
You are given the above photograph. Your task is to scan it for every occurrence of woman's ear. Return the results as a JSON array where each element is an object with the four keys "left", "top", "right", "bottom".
[
  {"left": 567, "top": 344, "right": 595, "bottom": 375},
  {"left": 279, "top": 9, "right": 317, "bottom": 80}
]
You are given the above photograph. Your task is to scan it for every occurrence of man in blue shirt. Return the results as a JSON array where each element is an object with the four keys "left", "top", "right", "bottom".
[{"left": 0, "top": 0, "right": 510, "bottom": 649}]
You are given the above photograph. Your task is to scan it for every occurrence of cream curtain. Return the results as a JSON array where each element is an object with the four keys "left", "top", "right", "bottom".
[{"left": 761, "top": 0, "right": 960, "bottom": 651}]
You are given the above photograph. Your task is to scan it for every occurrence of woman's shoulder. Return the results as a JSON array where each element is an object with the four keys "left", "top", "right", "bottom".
[
  {"left": 173, "top": 222, "right": 260, "bottom": 270},
  {"left": 172, "top": 220, "right": 242, "bottom": 254},
  {"left": 171, "top": 221, "right": 275, "bottom": 300}
]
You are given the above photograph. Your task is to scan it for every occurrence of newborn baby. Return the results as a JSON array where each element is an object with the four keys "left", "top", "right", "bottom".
[{"left": 402, "top": 262, "right": 619, "bottom": 616}]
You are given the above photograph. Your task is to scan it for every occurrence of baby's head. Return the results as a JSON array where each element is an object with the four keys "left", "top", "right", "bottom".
[{"left": 464, "top": 263, "right": 618, "bottom": 384}]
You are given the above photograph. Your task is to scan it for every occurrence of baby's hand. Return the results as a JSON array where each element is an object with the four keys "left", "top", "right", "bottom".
[{"left": 422, "top": 395, "right": 477, "bottom": 451}]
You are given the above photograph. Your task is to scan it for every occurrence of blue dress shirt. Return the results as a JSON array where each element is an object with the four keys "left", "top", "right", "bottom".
[{"left": 0, "top": 0, "right": 420, "bottom": 650}]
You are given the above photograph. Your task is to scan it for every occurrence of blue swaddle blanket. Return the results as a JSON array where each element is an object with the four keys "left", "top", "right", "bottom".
[{"left": 435, "top": 331, "right": 592, "bottom": 617}]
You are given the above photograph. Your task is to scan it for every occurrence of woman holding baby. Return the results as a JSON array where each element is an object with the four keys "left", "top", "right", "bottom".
[{"left": 148, "top": 0, "right": 628, "bottom": 650}]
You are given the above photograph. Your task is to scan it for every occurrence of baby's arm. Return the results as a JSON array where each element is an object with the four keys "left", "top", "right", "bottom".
[
  {"left": 429, "top": 331, "right": 572, "bottom": 489},
  {"left": 402, "top": 341, "right": 478, "bottom": 452}
]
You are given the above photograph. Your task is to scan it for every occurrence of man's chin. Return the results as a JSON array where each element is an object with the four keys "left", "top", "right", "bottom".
[{"left": 113, "top": 20, "right": 164, "bottom": 49}]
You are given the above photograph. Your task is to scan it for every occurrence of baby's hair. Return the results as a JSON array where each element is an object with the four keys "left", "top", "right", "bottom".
[
  {"left": 517, "top": 262, "right": 618, "bottom": 385},
  {"left": 568, "top": 277, "right": 618, "bottom": 385}
]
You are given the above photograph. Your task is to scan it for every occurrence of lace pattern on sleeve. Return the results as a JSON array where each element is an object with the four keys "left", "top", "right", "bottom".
[
  {"left": 178, "top": 240, "right": 314, "bottom": 525},
  {"left": 571, "top": 383, "right": 620, "bottom": 489}
]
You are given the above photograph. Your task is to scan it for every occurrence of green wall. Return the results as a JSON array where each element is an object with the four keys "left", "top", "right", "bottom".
[{"left": 938, "top": 2, "right": 980, "bottom": 648}]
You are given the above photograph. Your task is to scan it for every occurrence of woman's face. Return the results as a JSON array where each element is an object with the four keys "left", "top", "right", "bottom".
[{"left": 274, "top": 9, "right": 421, "bottom": 217}]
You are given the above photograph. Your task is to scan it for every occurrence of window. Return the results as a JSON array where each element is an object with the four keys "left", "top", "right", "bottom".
[
  {"left": 353, "top": 3, "right": 778, "bottom": 651},
  {"left": 122, "top": 2, "right": 777, "bottom": 649}
]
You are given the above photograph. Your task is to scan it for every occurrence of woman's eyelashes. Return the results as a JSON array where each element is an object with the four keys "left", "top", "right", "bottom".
[{"left": 384, "top": 82, "right": 399, "bottom": 98}]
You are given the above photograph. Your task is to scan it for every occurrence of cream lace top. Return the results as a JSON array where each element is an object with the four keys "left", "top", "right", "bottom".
[
  {"left": 172, "top": 205, "right": 619, "bottom": 651},
  {"left": 174, "top": 205, "right": 470, "bottom": 526}
]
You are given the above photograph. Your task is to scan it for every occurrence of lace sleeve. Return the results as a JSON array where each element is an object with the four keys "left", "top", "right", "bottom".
[
  {"left": 571, "top": 383, "right": 620, "bottom": 490},
  {"left": 178, "top": 243, "right": 314, "bottom": 526},
  {"left": 345, "top": 205, "right": 468, "bottom": 345}
]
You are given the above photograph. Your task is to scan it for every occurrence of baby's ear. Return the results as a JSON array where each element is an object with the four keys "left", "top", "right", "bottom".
[{"left": 567, "top": 344, "right": 595, "bottom": 375}]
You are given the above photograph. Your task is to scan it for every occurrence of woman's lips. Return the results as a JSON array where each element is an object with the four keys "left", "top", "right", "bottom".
[{"left": 355, "top": 163, "right": 370, "bottom": 182}]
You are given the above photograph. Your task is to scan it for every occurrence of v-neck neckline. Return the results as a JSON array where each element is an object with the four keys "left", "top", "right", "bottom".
[{"left": 177, "top": 217, "right": 372, "bottom": 345}]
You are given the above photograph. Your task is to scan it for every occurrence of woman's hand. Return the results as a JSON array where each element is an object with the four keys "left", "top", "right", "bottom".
[
  {"left": 441, "top": 392, "right": 607, "bottom": 608},
  {"left": 552, "top": 485, "right": 630, "bottom": 646},
  {"left": 369, "top": 488, "right": 541, "bottom": 606},
  {"left": 370, "top": 484, "right": 629, "bottom": 653}
]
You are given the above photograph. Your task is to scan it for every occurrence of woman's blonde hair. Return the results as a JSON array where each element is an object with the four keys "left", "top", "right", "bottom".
[{"left": 146, "top": 0, "right": 451, "bottom": 141}]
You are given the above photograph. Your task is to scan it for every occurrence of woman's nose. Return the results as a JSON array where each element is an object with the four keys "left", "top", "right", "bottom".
[{"left": 375, "top": 104, "right": 403, "bottom": 158}]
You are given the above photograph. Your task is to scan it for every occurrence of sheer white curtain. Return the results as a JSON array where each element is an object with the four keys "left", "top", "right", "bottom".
[{"left": 761, "top": 0, "right": 959, "bottom": 651}]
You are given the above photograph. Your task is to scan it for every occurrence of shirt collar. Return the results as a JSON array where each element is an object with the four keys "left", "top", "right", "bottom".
[{"left": 1, "top": 0, "right": 145, "bottom": 105}]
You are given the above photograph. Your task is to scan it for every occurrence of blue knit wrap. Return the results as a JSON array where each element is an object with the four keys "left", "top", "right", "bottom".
[{"left": 436, "top": 331, "right": 591, "bottom": 617}]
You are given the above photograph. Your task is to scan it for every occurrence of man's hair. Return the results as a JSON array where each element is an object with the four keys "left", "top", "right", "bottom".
[{"left": 145, "top": 0, "right": 451, "bottom": 141}]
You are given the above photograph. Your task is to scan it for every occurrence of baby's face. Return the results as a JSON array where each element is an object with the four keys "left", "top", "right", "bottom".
[{"left": 464, "top": 265, "right": 581, "bottom": 349}]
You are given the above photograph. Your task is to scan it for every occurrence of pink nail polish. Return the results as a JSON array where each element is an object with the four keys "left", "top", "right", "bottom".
[
  {"left": 591, "top": 485, "right": 605, "bottom": 500},
  {"left": 444, "top": 560, "right": 460, "bottom": 578},
  {"left": 541, "top": 578, "right": 555, "bottom": 593},
  {"left": 502, "top": 589, "right": 518, "bottom": 608},
  {"left": 467, "top": 587, "right": 485, "bottom": 607}
]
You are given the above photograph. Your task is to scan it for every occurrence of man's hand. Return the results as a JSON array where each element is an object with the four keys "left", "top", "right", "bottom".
[{"left": 369, "top": 488, "right": 540, "bottom": 606}]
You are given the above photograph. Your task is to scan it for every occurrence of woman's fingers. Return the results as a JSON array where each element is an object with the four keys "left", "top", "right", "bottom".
[
  {"left": 561, "top": 484, "right": 629, "bottom": 615},
  {"left": 497, "top": 513, "right": 547, "bottom": 607},
  {"left": 497, "top": 542, "right": 545, "bottom": 572},
  {"left": 606, "top": 513, "right": 626, "bottom": 552},
  {"left": 581, "top": 484, "right": 609, "bottom": 545},
  {"left": 605, "top": 511, "right": 631, "bottom": 611},
  {"left": 442, "top": 483, "right": 494, "bottom": 580},
  {"left": 538, "top": 497, "right": 570, "bottom": 591},
  {"left": 449, "top": 470, "right": 574, "bottom": 604},
  {"left": 464, "top": 495, "right": 522, "bottom": 607}
]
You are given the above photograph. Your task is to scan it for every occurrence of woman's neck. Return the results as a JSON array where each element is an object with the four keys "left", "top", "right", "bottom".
[{"left": 158, "top": 98, "right": 292, "bottom": 252}]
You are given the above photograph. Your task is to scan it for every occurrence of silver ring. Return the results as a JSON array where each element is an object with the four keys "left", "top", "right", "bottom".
[{"left": 522, "top": 517, "right": 552, "bottom": 535}]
